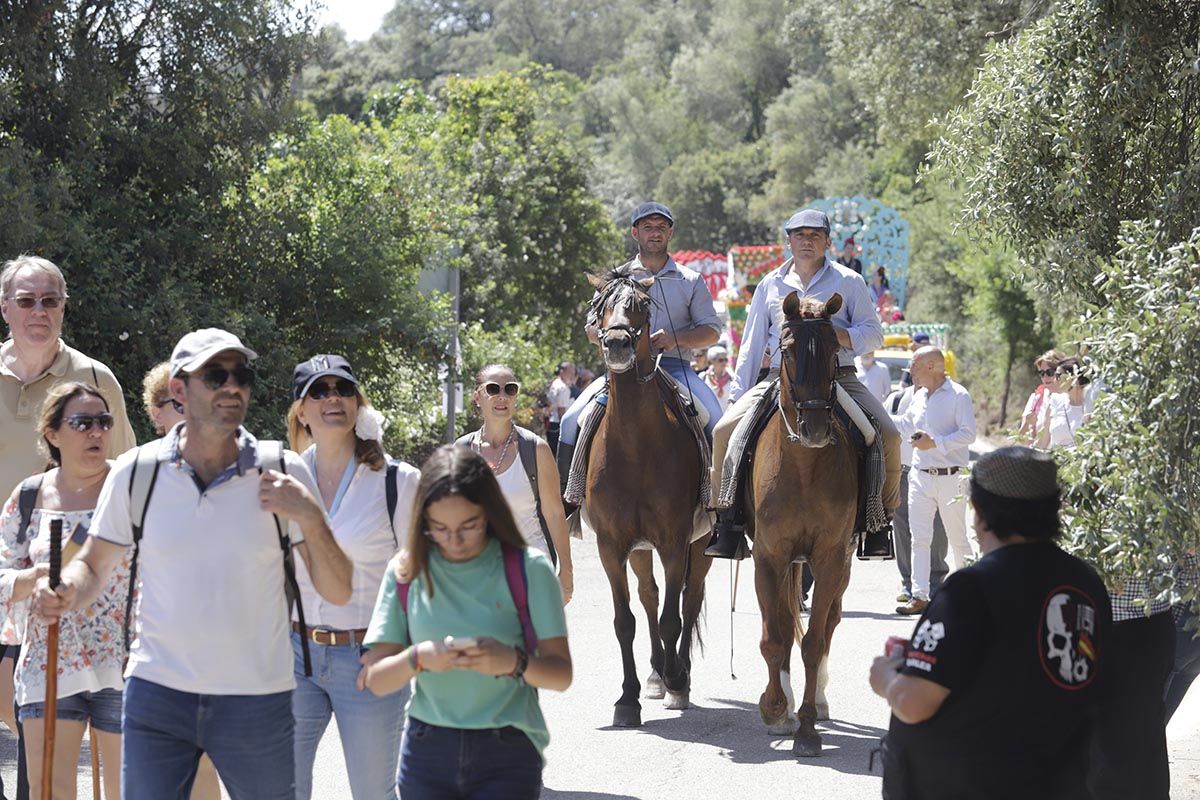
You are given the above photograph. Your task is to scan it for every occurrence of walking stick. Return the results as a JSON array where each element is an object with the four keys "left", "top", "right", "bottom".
[
  {"left": 41, "top": 517, "right": 62, "bottom": 800},
  {"left": 89, "top": 724, "right": 100, "bottom": 800}
]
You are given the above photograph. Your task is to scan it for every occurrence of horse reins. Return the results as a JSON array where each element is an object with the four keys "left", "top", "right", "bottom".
[
  {"left": 778, "top": 319, "right": 837, "bottom": 443},
  {"left": 597, "top": 280, "right": 662, "bottom": 384}
]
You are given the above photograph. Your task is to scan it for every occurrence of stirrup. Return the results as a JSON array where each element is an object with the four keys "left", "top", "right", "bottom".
[
  {"left": 705, "top": 511, "right": 750, "bottom": 560},
  {"left": 857, "top": 526, "right": 895, "bottom": 561}
]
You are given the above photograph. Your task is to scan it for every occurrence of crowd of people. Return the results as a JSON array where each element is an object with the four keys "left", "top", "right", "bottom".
[{"left": 0, "top": 255, "right": 574, "bottom": 799}]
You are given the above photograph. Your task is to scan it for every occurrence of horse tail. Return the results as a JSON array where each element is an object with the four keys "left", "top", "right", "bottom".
[
  {"left": 683, "top": 541, "right": 705, "bottom": 657},
  {"left": 787, "top": 562, "right": 806, "bottom": 648}
]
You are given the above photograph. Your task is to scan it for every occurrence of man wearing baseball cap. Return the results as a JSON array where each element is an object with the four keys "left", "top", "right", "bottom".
[
  {"left": 705, "top": 208, "right": 900, "bottom": 558},
  {"left": 556, "top": 202, "right": 724, "bottom": 500},
  {"left": 870, "top": 447, "right": 1110, "bottom": 798},
  {"left": 34, "top": 328, "right": 352, "bottom": 799}
]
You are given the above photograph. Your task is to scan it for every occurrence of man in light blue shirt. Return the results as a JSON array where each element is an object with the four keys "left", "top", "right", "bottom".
[
  {"left": 705, "top": 209, "right": 901, "bottom": 559},
  {"left": 892, "top": 346, "right": 976, "bottom": 614},
  {"left": 555, "top": 202, "right": 723, "bottom": 494}
]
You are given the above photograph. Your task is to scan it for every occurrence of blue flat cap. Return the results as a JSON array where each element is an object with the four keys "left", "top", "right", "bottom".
[
  {"left": 785, "top": 209, "right": 831, "bottom": 233},
  {"left": 631, "top": 202, "right": 674, "bottom": 226}
]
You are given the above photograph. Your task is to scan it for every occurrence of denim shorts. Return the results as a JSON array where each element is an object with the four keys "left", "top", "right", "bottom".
[{"left": 19, "top": 687, "right": 124, "bottom": 734}]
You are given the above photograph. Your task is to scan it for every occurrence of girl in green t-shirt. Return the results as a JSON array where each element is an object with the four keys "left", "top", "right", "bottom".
[{"left": 361, "top": 445, "right": 572, "bottom": 800}]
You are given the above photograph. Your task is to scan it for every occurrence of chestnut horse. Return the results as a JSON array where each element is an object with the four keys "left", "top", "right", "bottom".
[
  {"left": 748, "top": 291, "right": 859, "bottom": 756},
  {"left": 583, "top": 269, "right": 713, "bottom": 727}
]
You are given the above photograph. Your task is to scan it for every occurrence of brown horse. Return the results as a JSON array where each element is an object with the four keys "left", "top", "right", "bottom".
[
  {"left": 582, "top": 269, "right": 713, "bottom": 727},
  {"left": 748, "top": 291, "right": 859, "bottom": 756}
]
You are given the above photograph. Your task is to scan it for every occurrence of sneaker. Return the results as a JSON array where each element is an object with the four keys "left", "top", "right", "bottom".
[
  {"left": 896, "top": 598, "right": 929, "bottom": 616},
  {"left": 896, "top": 590, "right": 912, "bottom": 604}
]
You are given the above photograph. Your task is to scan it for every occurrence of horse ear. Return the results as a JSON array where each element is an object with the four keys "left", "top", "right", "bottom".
[
  {"left": 782, "top": 291, "right": 801, "bottom": 318},
  {"left": 638, "top": 277, "right": 656, "bottom": 290},
  {"left": 587, "top": 273, "right": 607, "bottom": 290},
  {"left": 825, "top": 293, "right": 843, "bottom": 317}
]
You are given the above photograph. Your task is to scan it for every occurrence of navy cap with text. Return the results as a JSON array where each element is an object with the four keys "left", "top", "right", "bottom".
[{"left": 631, "top": 202, "right": 674, "bottom": 227}]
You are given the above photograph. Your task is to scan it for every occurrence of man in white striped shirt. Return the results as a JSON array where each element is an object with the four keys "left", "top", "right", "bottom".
[{"left": 892, "top": 347, "right": 976, "bottom": 614}]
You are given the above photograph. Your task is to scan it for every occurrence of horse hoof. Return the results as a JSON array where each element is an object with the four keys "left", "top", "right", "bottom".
[
  {"left": 643, "top": 672, "right": 666, "bottom": 700},
  {"left": 612, "top": 705, "right": 642, "bottom": 727},
  {"left": 664, "top": 690, "right": 689, "bottom": 710},
  {"left": 766, "top": 716, "right": 797, "bottom": 736},
  {"left": 815, "top": 702, "right": 830, "bottom": 721},
  {"left": 793, "top": 731, "right": 822, "bottom": 757}
]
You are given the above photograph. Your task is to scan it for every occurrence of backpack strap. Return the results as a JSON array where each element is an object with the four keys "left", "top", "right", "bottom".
[
  {"left": 124, "top": 441, "right": 164, "bottom": 653},
  {"left": 395, "top": 579, "right": 412, "bottom": 647},
  {"left": 259, "top": 440, "right": 312, "bottom": 678},
  {"left": 16, "top": 474, "right": 43, "bottom": 546},
  {"left": 502, "top": 543, "right": 538, "bottom": 654},
  {"left": 514, "top": 427, "right": 556, "bottom": 567},
  {"left": 385, "top": 459, "right": 399, "bottom": 548}
]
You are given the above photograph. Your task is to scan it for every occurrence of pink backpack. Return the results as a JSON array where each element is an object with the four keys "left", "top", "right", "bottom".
[{"left": 397, "top": 543, "right": 538, "bottom": 654}]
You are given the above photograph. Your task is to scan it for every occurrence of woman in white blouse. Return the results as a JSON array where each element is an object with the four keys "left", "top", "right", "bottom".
[
  {"left": 458, "top": 364, "right": 573, "bottom": 604},
  {"left": 286, "top": 354, "right": 420, "bottom": 800},
  {"left": 1037, "top": 357, "right": 1093, "bottom": 451}
]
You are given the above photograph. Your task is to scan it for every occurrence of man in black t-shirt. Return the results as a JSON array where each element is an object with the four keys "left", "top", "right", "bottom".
[{"left": 870, "top": 447, "right": 1111, "bottom": 800}]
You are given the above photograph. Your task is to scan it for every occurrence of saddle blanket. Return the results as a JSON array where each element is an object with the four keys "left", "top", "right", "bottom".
[
  {"left": 717, "top": 379, "right": 887, "bottom": 534},
  {"left": 564, "top": 367, "right": 711, "bottom": 509}
]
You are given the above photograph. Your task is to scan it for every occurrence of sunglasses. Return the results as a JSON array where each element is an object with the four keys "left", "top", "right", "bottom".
[
  {"left": 1036, "top": 368, "right": 1057, "bottom": 377},
  {"left": 483, "top": 381, "right": 520, "bottom": 397},
  {"left": 187, "top": 364, "right": 256, "bottom": 391},
  {"left": 155, "top": 398, "right": 185, "bottom": 414},
  {"left": 64, "top": 413, "right": 115, "bottom": 433},
  {"left": 6, "top": 295, "right": 65, "bottom": 310},
  {"left": 307, "top": 379, "right": 357, "bottom": 400}
]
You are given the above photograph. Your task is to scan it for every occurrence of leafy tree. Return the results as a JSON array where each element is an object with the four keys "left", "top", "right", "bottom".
[{"left": 654, "top": 143, "right": 772, "bottom": 250}]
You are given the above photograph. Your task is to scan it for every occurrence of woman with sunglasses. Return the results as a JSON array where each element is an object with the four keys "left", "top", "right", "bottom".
[
  {"left": 142, "top": 361, "right": 186, "bottom": 435},
  {"left": 1037, "top": 357, "right": 1094, "bottom": 451},
  {"left": 456, "top": 364, "right": 573, "bottom": 605},
  {"left": 0, "top": 382, "right": 129, "bottom": 799},
  {"left": 362, "top": 445, "right": 572, "bottom": 800},
  {"left": 1017, "top": 349, "right": 1066, "bottom": 442},
  {"left": 285, "top": 354, "right": 420, "bottom": 800}
]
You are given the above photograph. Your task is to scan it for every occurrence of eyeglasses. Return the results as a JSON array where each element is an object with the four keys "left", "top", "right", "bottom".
[
  {"left": 307, "top": 379, "right": 357, "bottom": 400},
  {"left": 186, "top": 364, "right": 256, "bottom": 391},
  {"left": 1036, "top": 368, "right": 1057, "bottom": 377},
  {"left": 5, "top": 295, "right": 65, "bottom": 310},
  {"left": 483, "top": 381, "right": 520, "bottom": 397},
  {"left": 423, "top": 521, "right": 487, "bottom": 542},
  {"left": 156, "top": 398, "right": 185, "bottom": 414},
  {"left": 713, "top": 357, "right": 728, "bottom": 363},
  {"left": 64, "top": 413, "right": 115, "bottom": 433}
]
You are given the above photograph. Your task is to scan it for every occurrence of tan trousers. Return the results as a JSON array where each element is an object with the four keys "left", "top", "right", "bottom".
[{"left": 710, "top": 368, "right": 901, "bottom": 513}]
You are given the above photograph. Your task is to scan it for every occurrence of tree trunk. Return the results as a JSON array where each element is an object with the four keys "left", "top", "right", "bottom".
[{"left": 998, "top": 337, "right": 1015, "bottom": 428}]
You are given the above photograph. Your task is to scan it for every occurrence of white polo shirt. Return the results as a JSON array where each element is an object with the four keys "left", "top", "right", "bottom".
[
  {"left": 293, "top": 448, "right": 420, "bottom": 630},
  {"left": 90, "top": 426, "right": 324, "bottom": 695}
]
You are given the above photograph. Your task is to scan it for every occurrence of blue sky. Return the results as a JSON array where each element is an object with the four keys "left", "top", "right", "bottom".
[{"left": 318, "top": 0, "right": 393, "bottom": 41}]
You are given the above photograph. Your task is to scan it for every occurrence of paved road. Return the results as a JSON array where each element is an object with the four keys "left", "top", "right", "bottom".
[{"left": 7, "top": 512, "right": 1200, "bottom": 798}]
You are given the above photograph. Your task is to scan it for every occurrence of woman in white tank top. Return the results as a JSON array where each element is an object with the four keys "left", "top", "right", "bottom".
[
  {"left": 1037, "top": 357, "right": 1093, "bottom": 451},
  {"left": 468, "top": 364, "right": 573, "bottom": 604}
]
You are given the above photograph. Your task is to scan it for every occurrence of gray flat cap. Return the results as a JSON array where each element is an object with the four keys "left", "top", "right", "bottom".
[
  {"left": 785, "top": 209, "right": 831, "bottom": 233},
  {"left": 972, "top": 446, "right": 1059, "bottom": 500}
]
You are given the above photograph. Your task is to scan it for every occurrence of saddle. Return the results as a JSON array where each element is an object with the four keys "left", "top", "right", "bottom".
[
  {"left": 717, "top": 379, "right": 888, "bottom": 536},
  {"left": 564, "top": 367, "right": 712, "bottom": 509}
]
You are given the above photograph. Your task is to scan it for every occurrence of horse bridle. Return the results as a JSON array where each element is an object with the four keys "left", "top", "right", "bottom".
[
  {"left": 778, "top": 318, "right": 837, "bottom": 443},
  {"left": 597, "top": 283, "right": 661, "bottom": 384}
]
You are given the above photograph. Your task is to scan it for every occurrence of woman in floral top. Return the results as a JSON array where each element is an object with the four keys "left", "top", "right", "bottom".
[{"left": 0, "top": 382, "right": 130, "bottom": 799}]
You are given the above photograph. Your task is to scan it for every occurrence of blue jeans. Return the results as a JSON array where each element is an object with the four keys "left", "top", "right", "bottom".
[
  {"left": 291, "top": 632, "right": 408, "bottom": 800},
  {"left": 559, "top": 357, "right": 721, "bottom": 447},
  {"left": 397, "top": 719, "right": 541, "bottom": 800},
  {"left": 122, "top": 676, "right": 294, "bottom": 800}
]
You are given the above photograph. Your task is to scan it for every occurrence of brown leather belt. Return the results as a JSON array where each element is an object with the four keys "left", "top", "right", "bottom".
[
  {"left": 920, "top": 466, "right": 963, "bottom": 476},
  {"left": 292, "top": 623, "right": 369, "bottom": 647}
]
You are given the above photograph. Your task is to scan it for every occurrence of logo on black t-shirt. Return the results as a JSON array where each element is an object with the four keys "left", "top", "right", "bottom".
[{"left": 1038, "top": 586, "right": 1099, "bottom": 690}]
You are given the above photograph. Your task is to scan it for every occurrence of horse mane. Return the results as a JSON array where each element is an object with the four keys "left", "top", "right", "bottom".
[
  {"left": 788, "top": 297, "right": 828, "bottom": 320},
  {"left": 589, "top": 266, "right": 653, "bottom": 320}
]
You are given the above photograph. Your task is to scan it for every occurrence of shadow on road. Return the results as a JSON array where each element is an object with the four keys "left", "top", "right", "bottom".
[
  {"left": 599, "top": 698, "right": 886, "bottom": 775},
  {"left": 542, "top": 790, "right": 641, "bottom": 800},
  {"left": 840, "top": 609, "right": 911, "bottom": 622}
]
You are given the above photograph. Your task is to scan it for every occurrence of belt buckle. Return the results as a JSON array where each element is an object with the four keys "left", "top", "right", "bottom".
[{"left": 312, "top": 628, "right": 333, "bottom": 646}]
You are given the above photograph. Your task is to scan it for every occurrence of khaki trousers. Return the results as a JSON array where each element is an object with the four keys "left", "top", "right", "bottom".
[{"left": 709, "top": 367, "right": 901, "bottom": 513}]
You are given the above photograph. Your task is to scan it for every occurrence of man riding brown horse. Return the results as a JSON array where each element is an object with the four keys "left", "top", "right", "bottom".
[{"left": 706, "top": 208, "right": 901, "bottom": 559}]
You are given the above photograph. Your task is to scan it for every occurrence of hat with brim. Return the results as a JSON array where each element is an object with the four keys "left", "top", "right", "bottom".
[
  {"left": 170, "top": 329, "right": 258, "bottom": 378},
  {"left": 293, "top": 354, "right": 359, "bottom": 400},
  {"left": 631, "top": 201, "right": 674, "bottom": 227}
]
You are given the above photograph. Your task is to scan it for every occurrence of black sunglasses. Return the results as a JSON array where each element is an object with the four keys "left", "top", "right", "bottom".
[
  {"left": 64, "top": 413, "right": 115, "bottom": 433},
  {"left": 307, "top": 379, "right": 357, "bottom": 400},
  {"left": 483, "top": 381, "right": 520, "bottom": 397},
  {"left": 186, "top": 364, "right": 256, "bottom": 391},
  {"left": 155, "top": 398, "right": 185, "bottom": 413},
  {"left": 1036, "top": 368, "right": 1057, "bottom": 377}
]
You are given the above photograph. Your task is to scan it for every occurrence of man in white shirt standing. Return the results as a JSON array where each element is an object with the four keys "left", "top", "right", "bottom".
[
  {"left": 856, "top": 351, "right": 892, "bottom": 404},
  {"left": 33, "top": 329, "right": 353, "bottom": 799},
  {"left": 545, "top": 360, "right": 576, "bottom": 454},
  {"left": 893, "top": 346, "right": 976, "bottom": 615}
]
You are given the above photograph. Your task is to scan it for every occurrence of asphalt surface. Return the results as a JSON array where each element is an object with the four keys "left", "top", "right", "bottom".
[{"left": 6, "top": 511, "right": 1200, "bottom": 798}]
